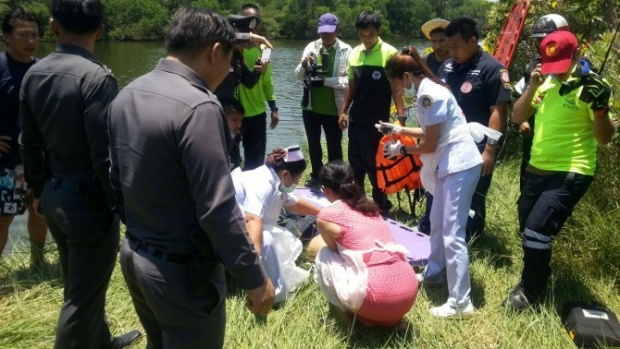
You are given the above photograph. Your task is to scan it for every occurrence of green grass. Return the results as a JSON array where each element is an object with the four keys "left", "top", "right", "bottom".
[{"left": 1, "top": 148, "right": 619, "bottom": 349}]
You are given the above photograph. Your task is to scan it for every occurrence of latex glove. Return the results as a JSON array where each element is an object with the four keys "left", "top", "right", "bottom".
[
  {"left": 579, "top": 74, "right": 611, "bottom": 110},
  {"left": 383, "top": 141, "right": 404, "bottom": 158},
  {"left": 375, "top": 121, "right": 402, "bottom": 135}
]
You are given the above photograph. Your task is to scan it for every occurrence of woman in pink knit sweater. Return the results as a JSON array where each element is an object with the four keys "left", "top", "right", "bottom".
[{"left": 313, "top": 161, "right": 418, "bottom": 329}]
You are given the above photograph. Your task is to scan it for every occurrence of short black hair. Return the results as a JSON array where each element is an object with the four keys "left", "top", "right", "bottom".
[
  {"left": 51, "top": 0, "right": 103, "bottom": 34},
  {"left": 355, "top": 10, "right": 381, "bottom": 30},
  {"left": 219, "top": 96, "right": 245, "bottom": 115},
  {"left": 166, "top": 7, "right": 236, "bottom": 57},
  {"left": 445, "top": 17, "right": 480, "bottom": 41},
  {"left": 429, "top": 27, "right": 446, "bottom": 37},
  {"left": 2, "top": 8, "right": 38, "bottom": 35}
]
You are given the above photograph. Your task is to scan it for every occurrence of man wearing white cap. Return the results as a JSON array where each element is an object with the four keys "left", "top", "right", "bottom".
[
  {"left": 510, "top": 30, "right": 614, "bottom": 310},
  {"left": 421, "top": 18, "right": 450, "bottom": 76},
  {"left": 295, "top": 13, "right": 352, "bottom": 188}
]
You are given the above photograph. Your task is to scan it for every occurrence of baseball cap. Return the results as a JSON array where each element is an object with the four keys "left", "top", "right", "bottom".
[
  {"left": 421, "top": 18, "right": 450, "bottom": 40},
  {"left": 531, "top": 14, "right": 569, "bottom": 38},
  {"left": 540, "top": 31, "right": 578, "bottom": 75},
  {"left": 318, "top": 13, "right": 338, "bottom": 34}
]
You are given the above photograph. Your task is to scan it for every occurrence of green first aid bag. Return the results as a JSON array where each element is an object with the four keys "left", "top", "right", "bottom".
[{"left": 562, "top": 301, "right": 620, "bottom": 348}]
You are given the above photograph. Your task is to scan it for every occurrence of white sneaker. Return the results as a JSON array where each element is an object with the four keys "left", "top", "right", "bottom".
[
  {"left": 416, "top": 272, "right": 424, "bottom": 284},
  {"left": 429, "top": 302, "right": 475, "bottom": 319}
]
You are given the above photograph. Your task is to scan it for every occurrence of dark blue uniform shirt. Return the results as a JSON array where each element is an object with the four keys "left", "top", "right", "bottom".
[{"left": 438, "top": 48, "right": 512, "bottom": 126}]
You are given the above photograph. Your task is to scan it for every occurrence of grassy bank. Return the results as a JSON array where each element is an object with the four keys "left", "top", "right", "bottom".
[{"left": 1, "top": 152, "right": 619, "bottom": 348}]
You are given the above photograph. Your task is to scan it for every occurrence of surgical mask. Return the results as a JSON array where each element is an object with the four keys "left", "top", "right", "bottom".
[
  {"left": 279, "top": 182, "right": 296, "bottom": 194},
  {"left": 404, "top": 76, "right": 417, "bottom": 97},
  {"left": 278, "top": 173, "right": 297, "bottom": 193}
]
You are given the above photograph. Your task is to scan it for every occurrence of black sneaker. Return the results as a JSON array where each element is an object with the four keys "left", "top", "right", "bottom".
[
  {"left": 504, "top": 286, "right": 531, "bottom": 311},
  {"left": 305, "top": 177, "right": 321, "bottom": 188}
]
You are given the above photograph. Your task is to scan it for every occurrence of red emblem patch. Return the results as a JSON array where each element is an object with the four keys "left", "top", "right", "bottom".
[{"left": 461, "top": 82, "right": 473, "bottom": 94}]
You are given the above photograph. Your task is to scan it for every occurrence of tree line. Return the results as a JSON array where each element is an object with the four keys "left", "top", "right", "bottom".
[{"left": 0, "top": 0, "right": 494, "bottom": 41}]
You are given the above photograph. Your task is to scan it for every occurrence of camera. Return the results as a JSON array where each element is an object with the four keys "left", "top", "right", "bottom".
[
  {"left": 302, "top": 51, "right": 329, "bottom": 107},
  {"left": 304, "top": 52, "right": 327, "bottom": 89}
]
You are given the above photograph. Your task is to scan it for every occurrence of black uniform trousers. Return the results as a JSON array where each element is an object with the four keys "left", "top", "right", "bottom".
[
  {"left": 302, "top": 109, "right": 343, "bottom": 179},
  {"left": 348, "top": 122, "right": 391, "bottom": 212},
  {"left": 41, "top": 179, "right": 119, "bottom": 349},
  {"left": 466, "top": 143, "right": 494, "bottom": 240},
  {"left": 517, "top": 171, "right": 593, "bottom": 301},
  {"left": 240, "top": 112, "right": 267, "bottom": 171},
  {"left": 120, "top": 238, "right": 226, "bottom": 349}
]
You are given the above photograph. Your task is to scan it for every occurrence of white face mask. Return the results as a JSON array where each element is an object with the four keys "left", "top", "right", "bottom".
[
  {"left": 278, "top": 172, "right": 297, "bottom": 194},
  {"left": 403, "top": 75, "right": 417, "bottom": 98}
]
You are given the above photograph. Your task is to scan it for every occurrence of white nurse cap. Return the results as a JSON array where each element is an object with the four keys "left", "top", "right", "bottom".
[{"left": 284, "top": 145, "right": 304, "bottom": 162}]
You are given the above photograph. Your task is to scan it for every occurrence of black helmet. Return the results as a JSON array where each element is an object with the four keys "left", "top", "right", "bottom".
[
  {"left": 530, "top": 14, "right": 569, "bottom": 38},
  {"left": 228, "top": 15, "right": 260, "bottom": 33}
]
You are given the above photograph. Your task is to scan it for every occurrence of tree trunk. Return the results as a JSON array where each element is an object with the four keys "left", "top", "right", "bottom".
[{"left": 602, "top": 0, "right": 617, "bottom": 30}]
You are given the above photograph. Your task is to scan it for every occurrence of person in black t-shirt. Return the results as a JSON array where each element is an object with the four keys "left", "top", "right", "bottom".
[
  {"left": 421, "top": 18, "right": 450, "bottom": 76},
  {"left": 0, "top": 8, "right": 48, "bottom": 269},
  {"left": 417, "top": 18, "right": 451, "bottom": 234}
]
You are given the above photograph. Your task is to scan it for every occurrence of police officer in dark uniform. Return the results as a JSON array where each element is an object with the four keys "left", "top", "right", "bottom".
[
  {"left": 19, "top": 1, "right": 141, "bottom": 348},
  {"left": 438, "top": 17, "right": 512, "bottom": 241},
  {"left": 108, "top": 8, "right": 274, "bottom": 349}
]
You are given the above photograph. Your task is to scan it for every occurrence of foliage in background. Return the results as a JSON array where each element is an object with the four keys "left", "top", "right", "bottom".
[{"left": 1, "top": 0, "right": 492, "bottom": 41}]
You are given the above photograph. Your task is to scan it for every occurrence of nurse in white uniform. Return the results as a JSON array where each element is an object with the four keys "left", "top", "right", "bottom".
[
  {"left": 380, "top": 46, "right": 500, "bottom": 318},
  {"left": 231, "top": 146, "right": 320, "bottom": 303}
]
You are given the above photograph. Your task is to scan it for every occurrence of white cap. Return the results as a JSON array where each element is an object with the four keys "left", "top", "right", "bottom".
[{"left": 284, "top": 145, "right": 304, "bottom": 162}]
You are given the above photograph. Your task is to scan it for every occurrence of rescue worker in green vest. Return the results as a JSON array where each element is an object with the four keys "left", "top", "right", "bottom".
[
  {"left": 338, "top": 10, "right": 405, "bottom": 213},
  {"left": 509, "top": 31, "right": 614, "bottom": 310}
]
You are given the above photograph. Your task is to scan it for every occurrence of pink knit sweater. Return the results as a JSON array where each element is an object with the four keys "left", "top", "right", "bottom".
[{"left": 318, "top": 201, "right": 418, "bottom": 326}]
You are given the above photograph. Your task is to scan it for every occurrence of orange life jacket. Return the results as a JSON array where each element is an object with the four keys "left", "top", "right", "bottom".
[{"left": 375, "top": 132, "right": 423, "bottom": 195}]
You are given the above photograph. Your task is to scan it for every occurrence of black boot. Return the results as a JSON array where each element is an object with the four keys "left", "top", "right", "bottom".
[{"left": 521, "top": 246, "right": 552, "bottom": 302}]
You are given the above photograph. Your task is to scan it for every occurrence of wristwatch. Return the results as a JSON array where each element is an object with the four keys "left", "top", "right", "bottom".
[
  {"left": 399, "top": 145, "right": 408, "bottom": 155},
  {"left": 486, "top": 137, "right": 498, "bottom": 145},
  {"left": 396, "top": 115, "right": 407, "bottom": 124},
  {"left": 270, "top": 107, "right": 279, "bottom": 113}
]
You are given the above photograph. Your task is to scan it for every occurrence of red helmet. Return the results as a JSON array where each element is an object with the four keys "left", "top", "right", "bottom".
[{"left": 530, "top": 14, "right": 569, "bottom": 38}]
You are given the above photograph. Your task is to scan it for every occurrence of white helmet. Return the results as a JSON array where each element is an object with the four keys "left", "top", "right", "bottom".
[{"left": 530, "top": 14, "right": 569, "bottom": 38}]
